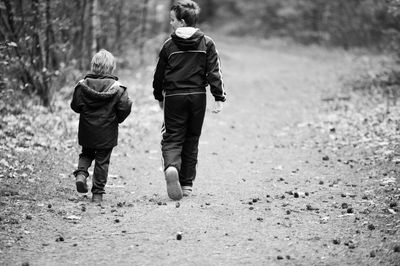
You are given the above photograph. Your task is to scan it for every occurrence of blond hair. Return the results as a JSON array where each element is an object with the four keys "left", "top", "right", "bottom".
[{"left": 91, "top": 49, "right": 116, "bottom": 75}]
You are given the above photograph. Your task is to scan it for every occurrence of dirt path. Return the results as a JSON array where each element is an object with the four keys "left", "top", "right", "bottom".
[{"left": 1, "top": 36, "right": 399, "bottom": 265}]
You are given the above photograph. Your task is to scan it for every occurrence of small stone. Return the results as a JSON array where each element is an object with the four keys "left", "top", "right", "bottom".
[
  {"left": 48, "top": 204, "right": 52, "bottom": 208},
  {"left": 370, "top": 250, "right": 376, "bottom": 257},
  {"left": 341, "top": 203, "right": 348, "bottom": 209},
  {"left": 175, "top": 202, "right": 180, "bottom": 208},
  {"left": 306, "top": 204, "right": 318, "bottom": 211},
  {"left": 176, "top": 232, "right": 182, "bottom": 240},
  {"left": 256, "top": 217, "right": 263, "bottom": 222},
  {"left": 319, "top": 180, "right": 324, "bottom": 185},
  {"left": 286, "top": 210, "right": 291, "bottom": 215},
  {"left": 286, "top": 255, "right": 291, "bottom": 260},
  {"left": 117, "top": 202, "right": 124, "bottom": 207},
  {"left": 347, "top": 207, "right": 353, "bottom": 213},
  {"left": 55, "top": 236, "right": 64, "bottom": 242},
  {"left": 25, "top": 214, "right": 32, "bottom": 220},
  {"left": 115, "top": 219, "right": 120, "bottom": 223},
  {"left": 394, "top": 245, "right": 400, "bottom": 252},
  {"left": 367, "top": 224, "right": 375, "bottom": 230},
  {"left": 348, "top": 243, "right": 356, "bottom": 249},
  {"left": 332, "top": 239, "right": 340, "bottom": 245},
  {"left": 322, "top": 155, "right": 329, "bottom": 161},
  {"left": 389, "top": 202, "right": 397, "bottom": 208},
  {"left": 249, "top": 206, "right": 254, "bottom": 210},
  {"left": 277, "top": 255, "right": 284, "bottom": 260}
]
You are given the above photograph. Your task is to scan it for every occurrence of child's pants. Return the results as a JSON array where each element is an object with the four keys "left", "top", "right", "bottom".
[
  {"left": 161, "top": 93, "right": 206, "bottom": 187},
  {"left": 74, "top": 147, "right": 113, "bottom": 194}
]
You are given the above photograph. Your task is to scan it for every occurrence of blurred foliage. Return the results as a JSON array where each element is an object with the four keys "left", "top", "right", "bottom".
[
  {"left": 1, "top": 0, "right": 400, "bottom": 107},
  {"left": 200, "top": 0, "right": 400, "bottom": 50},
  {"left": 0, "top": 0, "right": 169, "bottom": 107}
]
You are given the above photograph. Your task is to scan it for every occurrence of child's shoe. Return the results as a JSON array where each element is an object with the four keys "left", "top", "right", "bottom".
[
  {"left": 92, "top": 194, "right": 103, "bottom": 203},
  {"left": 165, "top": 166, "right": 183, "bottom": 200},
  {"left": 75, "top": 174, "right": 88, "bottom": 193},
  {"left": 181, "top": 186, "right": 192, "bottom": 197}
]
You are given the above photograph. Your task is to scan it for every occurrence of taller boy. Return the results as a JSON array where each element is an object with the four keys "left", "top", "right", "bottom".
[{"left": 153, "top": 0, "right": 226, "bottom": 200}]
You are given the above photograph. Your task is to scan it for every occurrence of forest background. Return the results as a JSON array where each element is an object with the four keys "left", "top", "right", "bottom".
[
  {"left": 1, "top": 0, "right": 400, "bottom": 109},
  {"left": 1, "top": 1, "right": 400, "bottom": 264}
]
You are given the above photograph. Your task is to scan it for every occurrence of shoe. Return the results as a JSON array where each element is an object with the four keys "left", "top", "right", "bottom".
[
  {"left": 92, "top": 194, "right": 103, "bottom": 203},
  {"left": 165, "top": 166, "right": 183, "bottom": 200},
  {"left": 75, "top": 174, "right": 88, "bottom": 193},
  {"left": 181, "top": 186, "right": 192, "bottom": 197}
]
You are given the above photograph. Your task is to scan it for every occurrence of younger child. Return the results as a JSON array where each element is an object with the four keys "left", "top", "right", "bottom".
[
  {"left": 153, "top": 0, "right": 226, "bottom": 200},
  {"left": 71, "top": 49, "right": 132, "bottom": 203}
]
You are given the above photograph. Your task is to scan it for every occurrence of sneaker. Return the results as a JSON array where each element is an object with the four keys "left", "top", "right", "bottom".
[
  {"left": 181, "top": 186, "right": 192, "bottom": 197},
  {"left": 92, "top": 194, "right": 103, "bottom": 203},
  {"left": 165, "top": 166, "right": 183, "bottom": 200},
  {"left": 75, "top": 174, "right": 88, "bottom": 193}
]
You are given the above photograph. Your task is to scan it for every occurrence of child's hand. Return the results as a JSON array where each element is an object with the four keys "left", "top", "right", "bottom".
[
  {"left": 158, "top": 101, "right": 163, "bottom": 110},
  {"left": 212, "top": 101, "right": 223, "bottom": 113}
]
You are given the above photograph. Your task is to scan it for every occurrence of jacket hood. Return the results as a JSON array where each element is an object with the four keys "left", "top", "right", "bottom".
[
  {"left": 79, "top": 74, "right": 120, "bottom": 108},
  {"left": 171, "top": 27, "right": 204, "bottom": 50}
]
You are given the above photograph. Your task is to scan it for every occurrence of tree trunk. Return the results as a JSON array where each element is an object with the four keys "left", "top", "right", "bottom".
[
  {"left": 81, "top": 0, "right": 92, "bottom": 70},
  {"left": 91, "top": 0, "right": 100, "bottom": 54},
  {"left": 139, "top": 0, "right": 149, "bottom": 65},
  {"left": 114, "top": 0, "right": 124, "bottom": 53}
]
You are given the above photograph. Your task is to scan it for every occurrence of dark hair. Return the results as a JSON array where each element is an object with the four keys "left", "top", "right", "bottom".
[{"left": 171, "top": 0, "right": 200, "bottom": 27}]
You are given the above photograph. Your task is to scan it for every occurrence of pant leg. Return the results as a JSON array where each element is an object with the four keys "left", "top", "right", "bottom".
[
  {"left": 180, "top": 94, "right": 206, "bottom": 187},
  {"left": 91, "top": 148, "right": 113, "bottom": 194},
  {"left": 161, "top": 95, "right": 189, "bottom": 172},
  {"left": 74, "top": 147, "right": 95, "bottom": 177}
]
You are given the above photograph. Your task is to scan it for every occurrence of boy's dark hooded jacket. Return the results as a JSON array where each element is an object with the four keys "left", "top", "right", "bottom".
[
  {"left": 153, "top": 28, "right": 226, "bottom": 102},
  {"left": 71, "top": 74, "right": 132, "bottom": 149}
]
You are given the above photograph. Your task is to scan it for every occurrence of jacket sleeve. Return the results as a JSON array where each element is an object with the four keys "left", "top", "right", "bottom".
[
  {"left": 206, "top": 38, "right": 226, "bottom": 102},
  {"left": 152, "top": 47, "right": 167, "bottom": 102},
  {"left": 70, "top": 83, "right": 83, "bottom": 113},
  {"left": 116, "top": 86, "right": 132, "bottom": 123}
]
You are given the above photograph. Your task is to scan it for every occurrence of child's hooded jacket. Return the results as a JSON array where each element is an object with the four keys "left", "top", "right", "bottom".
[
  {"left": 71, "top": 74, "right": 132, "bottom": 149},
  {"left": 153, "top": 27, "right": 226, "bottom": 102}
]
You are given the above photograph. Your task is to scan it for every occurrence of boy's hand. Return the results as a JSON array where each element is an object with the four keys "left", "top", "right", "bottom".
[
  {"left": 212, "top": 101, "right": 223, "bottom": 113},
  {"left": 158, "top": 101, "right": 163, "bottom": 110}
]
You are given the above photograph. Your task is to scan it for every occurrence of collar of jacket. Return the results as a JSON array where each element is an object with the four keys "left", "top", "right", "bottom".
[
  {"left": 174, "top": 27, "right": 198, "bottom": 39},
  {"left": 85, "top": 73, "right": 119, "bottom": 80},
  {"left": 79, "top": 78, "right": 120, "bottom": 100}
]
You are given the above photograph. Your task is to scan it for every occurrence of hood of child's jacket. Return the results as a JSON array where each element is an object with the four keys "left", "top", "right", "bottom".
[
  {"left": 80, "top": 74, "right": 119, "bottom": 108},
  {"left": 171, "top": 28, "right": 205, "bottom": 50}
]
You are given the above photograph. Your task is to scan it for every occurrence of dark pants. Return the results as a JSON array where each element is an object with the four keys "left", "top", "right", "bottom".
[
  {"left": 74, "top": 147, "right": 113, "bottom": 194},
  {"left": 161, "top": 93, "right": 206, "bottom": 187}
]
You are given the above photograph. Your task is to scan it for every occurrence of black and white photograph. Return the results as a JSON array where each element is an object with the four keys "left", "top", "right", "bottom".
[{"left": 1, "top": 0, "right": 399, "bottom": 265}]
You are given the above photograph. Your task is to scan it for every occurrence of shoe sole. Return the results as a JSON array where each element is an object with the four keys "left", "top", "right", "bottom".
[
  {"left": 92, "top": 195, "right": 103, "bottom": 203},
  {"left": 165, "top": 167, "right": 183, "bottom": 200},
  {"left": 182, "top": 190, "right": 192, "bottom": 197},
  {"left": 76, "top": 181, "right": 88, "bottom": 193}
]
